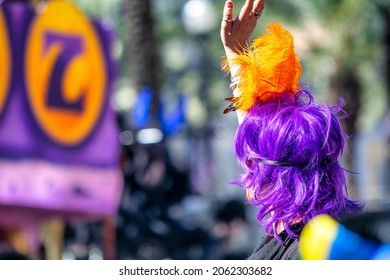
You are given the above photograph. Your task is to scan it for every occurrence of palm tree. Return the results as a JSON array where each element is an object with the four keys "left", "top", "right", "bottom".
[
  {"left": 124, "top": 0, "right": 161, "bottom": 124},
  {"left": 316, "top": 0, "right": 385, "bottom": 199},
  {"left": 376, "top": 0, "right": 390, "bottom": 203}
]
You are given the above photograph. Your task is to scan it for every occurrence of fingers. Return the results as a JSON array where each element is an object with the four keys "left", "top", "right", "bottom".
[
  {"left": 252, "top": 0, "right": 265, "bottom": 19},
  {"left": 220, "top": 0, "right": 265, "bottom": 56},
  {"left": 221, "top": 0, "right": 234, "bottom": 41},
  {"left": 238, "top": 0, "right": 254, "bottom": 21},
  {"left": 223, "top": 0, "right": 234, "bottom": 20},
  {"left": 238, "top": 0, "right": 265, "bottom": 21},
  {"left": 253, "top": 0, "right": 265, "bottom": 12}
]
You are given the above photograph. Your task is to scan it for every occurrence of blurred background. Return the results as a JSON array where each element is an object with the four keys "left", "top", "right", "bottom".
[{"left": 0, "top": 0, "right": 389, "bottom": 260}]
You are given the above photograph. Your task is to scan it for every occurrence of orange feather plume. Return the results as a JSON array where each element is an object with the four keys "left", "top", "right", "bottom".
[{"left": 222, "top": 22, "right": 302, "bottom": 112}]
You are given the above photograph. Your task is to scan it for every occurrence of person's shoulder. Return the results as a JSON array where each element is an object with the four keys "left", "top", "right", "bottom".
[
  {"left": 247, "top": 234, "right": 283, "bottom": 260},
  {"left": 281, "top": 239, "right": 300, "bottom": 260}
]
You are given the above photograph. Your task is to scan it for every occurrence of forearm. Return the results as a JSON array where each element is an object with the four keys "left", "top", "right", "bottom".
[{"left": 220, "top": 0, "right": 265, "bottom": 123}]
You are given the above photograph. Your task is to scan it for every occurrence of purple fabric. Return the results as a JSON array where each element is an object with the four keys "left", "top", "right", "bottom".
[
  {"left": 0, "top": 3, "right": 122, "bottom": 222},
  {"left": 233, "top": 90, "right": 363, "bottom": 240},
  {"left": 0, "top": 3, "right": 120, "bottom": 167}
]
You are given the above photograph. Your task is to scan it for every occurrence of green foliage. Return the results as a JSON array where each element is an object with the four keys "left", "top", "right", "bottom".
[{"left": 72, "top": 0, "right": 388, "bottom": 130}]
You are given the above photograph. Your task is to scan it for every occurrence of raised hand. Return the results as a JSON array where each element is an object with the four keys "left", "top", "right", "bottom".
[{"left": 220, "top": 0, "right": 265, "bottom": 60}]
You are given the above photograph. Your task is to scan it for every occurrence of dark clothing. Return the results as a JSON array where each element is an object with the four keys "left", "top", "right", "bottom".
[{"left": 247, "top": 223, "right": 304, "bottom": 260}]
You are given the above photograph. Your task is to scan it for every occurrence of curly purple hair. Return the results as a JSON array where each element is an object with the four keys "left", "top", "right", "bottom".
[{"left": 233, "top": 90, "right": 363, "bottom": 240}]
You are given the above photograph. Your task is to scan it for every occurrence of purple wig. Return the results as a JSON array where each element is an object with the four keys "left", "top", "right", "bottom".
[{"left": 233, "top": 90, "right": 363, "bottom": 240}]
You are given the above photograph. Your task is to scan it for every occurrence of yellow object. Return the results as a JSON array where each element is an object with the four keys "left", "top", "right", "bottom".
[
  {"left": 0, "top": 7, "right": 11, "bottom": 115},
  {"left": 222, "top": 22, "right": 302, "bottom": 112},
  {"left": 299, "top": 214, "right": 339, "bottom": 260},
  {"left": 25, "top": 0, "right": 107, "bottom": 146},
  {"left": 40, "top": 218, "right": 65, "bottom": 260}
]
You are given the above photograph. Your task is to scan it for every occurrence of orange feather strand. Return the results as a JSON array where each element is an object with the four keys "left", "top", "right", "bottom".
[{"left": 222, "top": 22, "right": 302, "bottom": 112}]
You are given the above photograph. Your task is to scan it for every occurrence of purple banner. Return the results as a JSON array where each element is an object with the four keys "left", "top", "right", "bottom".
[{"left": 0, "top": 2, "right": 123, "bottom": 226}]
